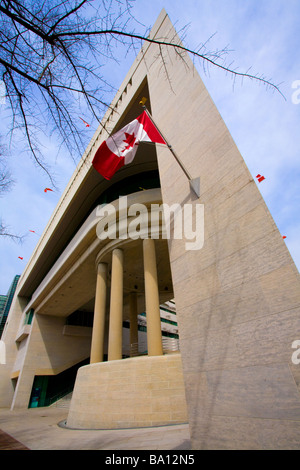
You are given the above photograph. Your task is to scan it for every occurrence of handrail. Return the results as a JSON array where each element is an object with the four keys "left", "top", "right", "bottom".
[{"left": 47, "top": 387, "right": 73, "bottom": 406}]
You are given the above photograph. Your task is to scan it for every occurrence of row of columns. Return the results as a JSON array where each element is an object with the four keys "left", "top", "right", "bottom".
[{"left": 90, "top": 238, "right": 163, "bottom": 363}]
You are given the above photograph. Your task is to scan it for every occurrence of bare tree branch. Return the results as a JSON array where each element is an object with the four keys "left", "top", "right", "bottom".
[
  {"left": 0, "top": 143, "right": 24, "bottom": 241},
  {"left": 0, "top": 0, "right": 285, "bottom": 187},
  {"left": 0, "top": 221, "right": 23, "bottom": 241},
  {"left": 52, "top": 28, "right": 285, "bottom": 99}
]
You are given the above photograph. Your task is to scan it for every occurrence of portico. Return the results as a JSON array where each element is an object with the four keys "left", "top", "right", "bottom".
[
  {"left": 66, "top": 192, "right": 188, "bottom": 430},
  {"left": 91, "top": 237, "right": 164, "bottom": 364}
]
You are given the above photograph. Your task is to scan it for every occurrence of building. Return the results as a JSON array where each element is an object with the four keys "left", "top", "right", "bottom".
[
  {"left": 0, "top": 10, "right": 299, "bottom": 449},
  {"left": 0, "top": 275, "right": 20, "bottom": 338},
  {"left": 0, "top": 295, "right": 7, "bottom": 322}
]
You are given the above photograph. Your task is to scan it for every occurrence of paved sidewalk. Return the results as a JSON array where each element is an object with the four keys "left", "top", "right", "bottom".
[
  {"left": 0, "top": 429, "right": 29, "bottom": 450},
  {"left": 0, "top": 407, "right": 191, "bottom": 451}
]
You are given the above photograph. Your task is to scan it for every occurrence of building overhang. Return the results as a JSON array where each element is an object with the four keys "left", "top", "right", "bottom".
[{"left": 24, "top": 188, "right": 172, "bottom": 318}]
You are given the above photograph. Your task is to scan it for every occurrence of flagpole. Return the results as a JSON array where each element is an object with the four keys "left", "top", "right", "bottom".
[{"left": 141, "top": 104, "right": 200, "bottom": 198}]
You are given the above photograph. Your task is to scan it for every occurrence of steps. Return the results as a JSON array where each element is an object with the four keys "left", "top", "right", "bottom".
[{"left": 51, "top": 392, "right": 73, "bottom": 409}]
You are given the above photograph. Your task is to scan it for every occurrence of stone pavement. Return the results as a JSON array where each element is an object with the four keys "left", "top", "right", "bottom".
[
  {"left": 0, "top": 407, "right": 191, "bottom": 450},
  {"left": 0, "top": 429, "right": 29, "bottom": 450}
]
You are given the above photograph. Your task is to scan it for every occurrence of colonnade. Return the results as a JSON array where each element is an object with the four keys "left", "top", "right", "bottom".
[{"left": 90, "top": 238, "right": 163, "bottom": 363}]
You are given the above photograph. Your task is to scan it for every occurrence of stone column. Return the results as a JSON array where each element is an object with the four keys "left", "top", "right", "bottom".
[
  {"left": 129, "top": 292, "right": 138, "bottom": 357},
  {"left": 90, "top": 263, "right": 107, "bottom": 363},
  {"left": 143, "top": 238, "right": 163, "bottom": 356},
  {"left": 108, "top": 248, "right": 124, "bottom": 361}
]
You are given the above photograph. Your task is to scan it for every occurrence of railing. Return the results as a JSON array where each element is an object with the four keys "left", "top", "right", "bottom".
[
  {"left": 130, "top": 343, "right": 139, "bottom": 357},
  {"left": 162, "top": 337, "right": 180, "bottom": 353},
  {"left": 47, "top": 386, "right": 73, "bottom": 406},
  {"left": 129, "top": 337, "right": 180, "bottom": 358},
  {"left": 130, "top": 343, "right": 147, "bottom": 357}
]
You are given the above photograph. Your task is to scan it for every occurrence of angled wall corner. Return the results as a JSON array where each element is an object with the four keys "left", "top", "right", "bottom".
[{"left": 144, "top": 11, "right": 300, "bottom": 449}]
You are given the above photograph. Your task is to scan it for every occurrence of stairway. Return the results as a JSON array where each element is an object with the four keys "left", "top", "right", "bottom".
[{"left": 51, "top": 392, "right": 73, "bottom": 408}]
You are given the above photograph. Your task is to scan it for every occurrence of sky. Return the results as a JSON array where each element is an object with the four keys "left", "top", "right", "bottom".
[{"left": 0, "top": 0, "right": 299, "bottom": 294}]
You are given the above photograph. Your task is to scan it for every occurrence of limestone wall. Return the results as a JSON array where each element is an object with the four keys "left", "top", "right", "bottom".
[
  {"left": 67, "top": 354, "right": 188, "bottom": 429},
  {"left": 147, "top": 11, "right": 300, "bottom": 450}
]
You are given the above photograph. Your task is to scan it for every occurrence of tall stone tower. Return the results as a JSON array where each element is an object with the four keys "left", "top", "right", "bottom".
[{"left": 148, "top": 10, "right": 300, "bottom": 450}]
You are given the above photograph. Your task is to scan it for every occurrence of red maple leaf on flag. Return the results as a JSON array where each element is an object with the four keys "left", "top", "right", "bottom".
[{"left": 121, "top": 133, "right": 137, "bottom": 152}]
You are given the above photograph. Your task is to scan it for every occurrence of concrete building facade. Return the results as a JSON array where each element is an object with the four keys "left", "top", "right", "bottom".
[{"left": 1, "top": 10, "right": 300, "bottom": 449}]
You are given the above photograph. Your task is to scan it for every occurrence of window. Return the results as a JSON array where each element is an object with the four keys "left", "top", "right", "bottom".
[{"left": 24, "top": 309, "right": 34, "bottom": 325}]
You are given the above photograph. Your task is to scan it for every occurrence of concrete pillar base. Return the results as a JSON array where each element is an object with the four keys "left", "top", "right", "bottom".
[{"left": 66, "top": 354, "right": 188, "bottom": 430}]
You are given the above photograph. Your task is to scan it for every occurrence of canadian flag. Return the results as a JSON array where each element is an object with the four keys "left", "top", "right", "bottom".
[{"left": 92, "top": 111, "right": 166, "bottom": 180}]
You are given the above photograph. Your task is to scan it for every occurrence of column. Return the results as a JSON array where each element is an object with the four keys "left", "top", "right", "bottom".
[
  {"left": 90, "top": 263, "right": 107, "bottom": 363},
  {"left": 129, "top": 292, "right": 138, "bottom": 357},
  {"left": 143, "top": 238, "right": 163, "bottom": 356},
  {"left": 108, "top": 248, "right": 124, "bottom": 361}
]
